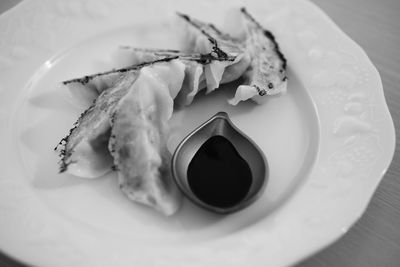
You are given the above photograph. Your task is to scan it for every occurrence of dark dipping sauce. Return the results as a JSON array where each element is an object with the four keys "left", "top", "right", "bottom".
[{"left": 187, "top": 135, "right": 252, "bottom": 208}]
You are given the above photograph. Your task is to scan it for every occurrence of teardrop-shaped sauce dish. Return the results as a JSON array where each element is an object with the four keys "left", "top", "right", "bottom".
[{"left": 172, "top": 112, "right": 268, "bottom": 214}]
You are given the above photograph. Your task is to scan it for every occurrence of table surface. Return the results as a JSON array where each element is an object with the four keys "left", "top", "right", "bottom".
[{"left": 1, "top": 0, "right": 399, "bottom": 266}]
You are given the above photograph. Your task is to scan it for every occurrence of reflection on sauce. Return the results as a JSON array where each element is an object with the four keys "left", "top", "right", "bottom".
[{"left": 187, "top": 135, "right": 252, "bottom": 208}]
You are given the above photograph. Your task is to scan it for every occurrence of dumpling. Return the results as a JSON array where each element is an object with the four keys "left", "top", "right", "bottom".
[
  {"left": 228, "top": 8, "right": 287, "bottom": 105},
  {"left": 57, "top": 59, "right": 185, "bottom": 215},
  {"left": 55, "top": 72, "right": 140, "bottom": 178},
  {"left": 109, "top": 61, "right": 186, "bottom": 215},
  {"left": 177, "top": 12, "right": 251, "bottom": 93},
  {"left": 56, "top": 58, "right": 181, "bottom": 177},
  {"left": 178, "top": 9, "right": 287, "bottom": 105}
]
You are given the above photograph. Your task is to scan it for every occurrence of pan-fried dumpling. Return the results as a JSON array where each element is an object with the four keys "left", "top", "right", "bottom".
[
  {"left": 177, "top": 13, "right": 251, "bottom": 94},
  {"left": 55, "top": 72, "right": 140, "bottom": 177},
  {"left": 55, "top": 58, "right": 181, "bottom": 177},
  {"left": 109, "top": 60, "right": 185, "bottom": 215},
  {"left": 228, "top": 8, "right": 287, "bottom": 105},
  {"left": 178, "top": 9, "right": 287, "bottom": 105},
  {"left": 57, "top": 59, "right": 185, "bottom": 215}
]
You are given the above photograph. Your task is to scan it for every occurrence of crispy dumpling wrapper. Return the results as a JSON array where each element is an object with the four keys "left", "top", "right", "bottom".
[
  {"left": 55, "top": 72, "right": 140, "bottom": 178},
  {"left": 228, "top": 8, "right": 287, "bottom": 104},
  {"left": 177, "top": 13, "right": 250, "bottom": 94},
  {"left": 62, "top": 50, "right": 167, "bottom": 107},
  {"left": 177, "top": 9, "right": 287, "bottom": 105}
]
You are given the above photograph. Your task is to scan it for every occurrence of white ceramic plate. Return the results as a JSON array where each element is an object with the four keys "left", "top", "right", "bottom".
[{"left": 0, "top": 0, "right": 395, "bottom": 266}]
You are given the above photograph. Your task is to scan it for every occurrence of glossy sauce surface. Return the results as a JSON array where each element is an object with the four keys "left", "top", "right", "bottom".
[{"left": 187, "top": 135, "right": 252, "bottom": 208}]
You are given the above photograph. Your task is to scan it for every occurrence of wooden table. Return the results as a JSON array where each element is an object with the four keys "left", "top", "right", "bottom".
[{"left": 1, "top": 0, "right": 399, "bottom": 266}]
